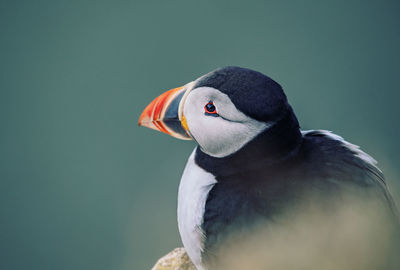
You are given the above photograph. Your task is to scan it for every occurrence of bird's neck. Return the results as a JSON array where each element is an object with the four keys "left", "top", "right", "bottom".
[{"left": 195, "top": 108, "right": 302, "bottom": 178}]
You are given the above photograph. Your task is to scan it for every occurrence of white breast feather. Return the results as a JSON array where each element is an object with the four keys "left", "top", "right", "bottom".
[{"left": 177, "top": 149, "right": 217, "bottom": 270}]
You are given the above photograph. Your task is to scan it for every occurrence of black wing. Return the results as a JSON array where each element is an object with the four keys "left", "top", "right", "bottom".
[{"left": 302, "top": 130, "right": 398, "bottom": 218}]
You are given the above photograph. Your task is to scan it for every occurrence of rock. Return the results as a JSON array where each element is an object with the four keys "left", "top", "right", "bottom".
[{"left": 151, "top": 248, "right": 196, "bottom": 270}]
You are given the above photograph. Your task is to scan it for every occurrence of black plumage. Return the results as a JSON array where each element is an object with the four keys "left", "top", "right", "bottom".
[
  {"left": 192, "top": 67, "right": 398, "bottom": 265},
  {"left": 194, "top": 66, "right": 288, "bottom": 122}
]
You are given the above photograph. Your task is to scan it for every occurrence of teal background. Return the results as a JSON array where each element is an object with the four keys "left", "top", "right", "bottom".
[{"left": 1, "top": 1, "right": 399, "bottom": 269}]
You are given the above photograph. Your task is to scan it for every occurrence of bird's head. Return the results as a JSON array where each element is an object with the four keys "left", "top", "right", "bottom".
[{"left": 139, "top": 66, "right": 298, "bottom": 158}]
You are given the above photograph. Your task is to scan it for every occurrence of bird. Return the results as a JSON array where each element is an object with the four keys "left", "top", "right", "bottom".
[{"left": 138, "top": 66, "right": 399, "bottom": 270}]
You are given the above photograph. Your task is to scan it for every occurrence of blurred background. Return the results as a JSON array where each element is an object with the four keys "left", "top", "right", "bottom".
[{"left": 1, "top": 0, "right": 399, "bottom": 269}]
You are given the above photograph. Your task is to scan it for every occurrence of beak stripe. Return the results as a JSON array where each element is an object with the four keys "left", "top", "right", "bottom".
[{"left": 138, "top": 86, "right": 192, "bottom": 140}]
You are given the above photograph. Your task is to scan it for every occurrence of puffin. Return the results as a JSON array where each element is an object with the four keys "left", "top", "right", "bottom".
[{"left": 138, "top": 66, "right": 399, "bottom": 270}]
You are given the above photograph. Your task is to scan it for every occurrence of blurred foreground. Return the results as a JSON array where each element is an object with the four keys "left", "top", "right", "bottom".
[{"left": 154, "top": 190, "right": 400, "bottom": 270}]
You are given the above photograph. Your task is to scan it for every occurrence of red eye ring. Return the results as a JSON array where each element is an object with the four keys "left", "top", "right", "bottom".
[{"left": 204, "top": 101, "right": 217, "bottom": 115}]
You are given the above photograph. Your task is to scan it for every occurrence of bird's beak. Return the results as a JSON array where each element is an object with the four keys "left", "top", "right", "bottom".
[{"left": 138, "top": 86, "right": 192, "bottom": 140}]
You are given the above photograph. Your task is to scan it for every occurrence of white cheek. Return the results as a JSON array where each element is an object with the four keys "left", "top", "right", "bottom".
[
  {"left": 189, "top": 116, "right": 267, "bottom": 157},
  {"left": 183, "top": 87, "right": 269, "bottom": 158}
]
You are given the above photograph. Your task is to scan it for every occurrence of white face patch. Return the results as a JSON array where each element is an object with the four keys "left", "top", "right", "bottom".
[{"left": 183, "top": 87, "right": 270, "bottom": 158}]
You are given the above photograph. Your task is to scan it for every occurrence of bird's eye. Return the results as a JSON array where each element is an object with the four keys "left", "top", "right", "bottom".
[{"left": 204, "top": 101, "right": 218, "bottom": 116}]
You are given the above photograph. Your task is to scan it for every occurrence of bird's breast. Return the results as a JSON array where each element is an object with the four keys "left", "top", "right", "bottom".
[{"left": 177, "top": 148, "right": 217, "bottom": 270}]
